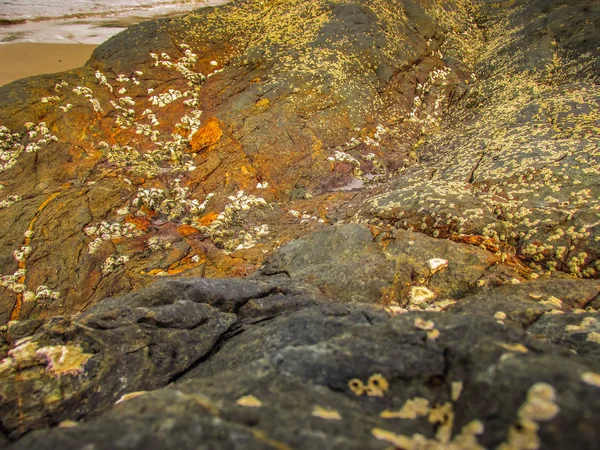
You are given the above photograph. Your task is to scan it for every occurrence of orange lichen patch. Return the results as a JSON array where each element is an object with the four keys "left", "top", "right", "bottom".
[
  {"left": 10, "top": 191, "right": 61, "bottom": 321},
  {"left": 35, "top": 344, "right": 93, "bottom": 378},
  {"left": 236, "top": 395, "right": 262, "bottom": 407},
  {"left": 348, "top": 378, "right": 365, "bottom": 396},
  {"left": 177, "top": 224, "right": 200, "bottom": 237},
  {"left": 116, "top": 391, "right": 148, "bottom": 405},
  {"left": 449, "top": 233, "right": 500, "bottom": 253},
  {"left": 429, "top": 402, "right": 454, "bottom": 443},
  {"left": 196, "top": 211, "right": 219, "bottom": 226},
  {"left": 372, "top": 428, "right": 415, "bottom": 448},
  {"left": 367, "top": 225, "right": 383, "bottom": 238},
  {"left": 381, "top": 397, "right": 430, "bottom": 419},
  {"left": 125, "top": 215, "right": 152, "bottom": 231},
  {"left": 498, "top": 343, "right": 529, "bottom": 353},
  {"left": 190, "top": 117, "right": 223, "bottom": 152},
  {"left": 255, "top": 98, "right": 270, "bottom": 111},
  {"left": 312, "top": 406, "right": 342, "bottom": 420}
]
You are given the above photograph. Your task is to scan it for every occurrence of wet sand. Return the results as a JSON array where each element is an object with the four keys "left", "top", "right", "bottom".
[{"left": 0, "top": 43, "right": 97, "bottom": 87}]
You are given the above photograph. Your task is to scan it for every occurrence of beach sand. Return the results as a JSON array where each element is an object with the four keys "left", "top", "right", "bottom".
[{"left": 0, "top": 43, "right": 97, "bottom": 87}]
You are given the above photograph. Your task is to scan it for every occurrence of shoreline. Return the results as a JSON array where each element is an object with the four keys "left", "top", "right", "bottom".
[
  {"left": 0, "top": 1, "right": 228, "bottom": 87},
  {"left": 0, "top": 43, "right": 98, "bottom": 87}
]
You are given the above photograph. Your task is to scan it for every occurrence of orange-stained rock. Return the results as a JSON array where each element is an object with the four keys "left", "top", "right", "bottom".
[
  {"left": 196, "top": 212, "right": 219, "bottom": 226},
  {"left": 125, "top": 216, "right": 152, "bottom": 231},
  {"left": 189, "top": 117, "right": 222, "bottom": 152},
  {"left": 177, "top": 224, "right": 200, "bottom": 237}
]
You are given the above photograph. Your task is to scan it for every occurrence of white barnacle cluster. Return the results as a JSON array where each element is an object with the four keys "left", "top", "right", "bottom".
[
  {"left": 132, "top": 187, "right": 166, "bottom": 211},
  {"left": 0, "top": 125, "right": 23, "bottom": 172},
  {"left": 85, "top": 221, "right": 142, "bottom": 254},
  {"left": 235, "top": 224, "right": 270, "bottom": 251},
  {"left": 328, "top": 150, "right": 364, "bottom": 178},
  {"left": 133, "top": 182, "right": 214, "bottom": 222},
  {"left": 0, "top": 195, "right": 22, "bottom": 210},
  {"left": 146, "top": 236, "right": 172, "bottom": 252},
  {"left": 102, "top": 142, "right": 142, "bottom": 168},
  {"left": 1, "top": 122, "right": 58, "bottom": 173},
  {"left": 135, "top": 123, "right": 160, "bottom": 141},
  {"left": 149, "top": 89, "right": 183, "bottom": 107},
  {"left": 198, "top": 190, "right": 269, "bottom": 252},
  {"left": 150, "top": 45, "right": 206, "bottom": 106},
  {"left": 12, "top": 245, "right": 32, "bottom": 262},
  {"left": 326, "top": 126, "right": 389, "bottom": 180},
  {"left": 0, "top": 122, "right": 58, "bottom": 173},
  {"left": 101, "top": 254, "right": 129, "bottom": 275},
  {"left": 142, "top": 110, "right": 202, "bottom": 174},
  {"left": 54, "top": 80, "right": 68, "bottom": 92},
  {"left": 32, "top": 285, "right": 60, "bottom": 301},
  {"left": 72, "top": 86, "right": 104, "bottom": 113},
  {"left": 40, "top": 96, "right": 60, "bottom": 104},
  {"left": 109, "top": 99, "right": 136, "bottom": 129},
  {"left": 364, "top": 124, "right": 389, "bottom": 147},
  {"left": 59, "top": 104, "right": 73, "bottom": 113},
  {"left": 0, "top": 269, "right": 27, "bottom": 294},
  {"left": 94, "top": 70, "right": 114, "bottom": 92},
  {"left": 407, "top": 65, "right": 452, "bottom": 130}
]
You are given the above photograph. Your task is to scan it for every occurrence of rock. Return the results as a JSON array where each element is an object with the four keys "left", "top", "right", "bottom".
[
  {"left": 6, "top": 282, "right": 600, "bottom": 449},
  {"left": 257, "top": 223, "right": 515, "bottom": 306},
  {"left": 0, "top": 0, "right": 599, "bottom": 447},
  {"left": 5, "top": 0, "right": 596, "bottom": 322},
  {"left": 449, "top": 277, "right": 600, "bottom": 327}
]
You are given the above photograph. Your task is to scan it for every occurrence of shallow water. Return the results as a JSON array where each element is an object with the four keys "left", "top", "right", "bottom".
[{"left": 0, "top": 0, "right": 226, "bottom": 44}]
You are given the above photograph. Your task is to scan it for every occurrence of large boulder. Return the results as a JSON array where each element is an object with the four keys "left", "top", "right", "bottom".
[{"left": 2, "top": 277, "right": 599, "bottom": 449}]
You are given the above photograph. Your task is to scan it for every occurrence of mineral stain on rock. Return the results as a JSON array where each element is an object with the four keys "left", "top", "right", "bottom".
[{"left": 0, "top": 0, "right": 599, "bottom": 448}]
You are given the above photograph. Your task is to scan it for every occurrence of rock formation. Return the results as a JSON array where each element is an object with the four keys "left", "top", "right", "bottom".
[{"left": 0, "top": 0, "right": 599, "bottom": 448}]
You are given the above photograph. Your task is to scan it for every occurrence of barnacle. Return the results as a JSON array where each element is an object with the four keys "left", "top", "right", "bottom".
[
  {"left": 366, "top": 374, "right": 389, "bottom": 397},
  {"left": 101, "top": 254, "right": 130, "bottom": 275},
  {"left": 236, "top": 395, "right": 262, "bottom": 407},
  {"left": 414, "top": 317, "right": 435, "bottom": 331},
  {"left": 115, "top": 391, "right": 148, "bottom": 405},
  {"left": 451, "top": 381, "right": 463, "bottom": 402},
  {"left": 409, "top": 286, "right": 436, "bottom": 306},
  {"left": 581, "top": 372, "right": 600, "bottom": 388},
  {"left": 348, "top": 378, "right": 365, "bottom": 396},
  {"left": 427, "top": 258, "right": 449, "bottom": 274},
  {"left": 312, "top": 406, "right": 342, "bottom": 420}
]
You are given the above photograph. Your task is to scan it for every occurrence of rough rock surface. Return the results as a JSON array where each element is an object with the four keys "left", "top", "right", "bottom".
[
  {"left": 0, "top": 0, "right": 600, "bottom": 448},
  {"left": 1, "top": 0, "right": 597, "bottom": 323},
  {"left": 2, "top": 277, "right": 600, "bottom": 449}
]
